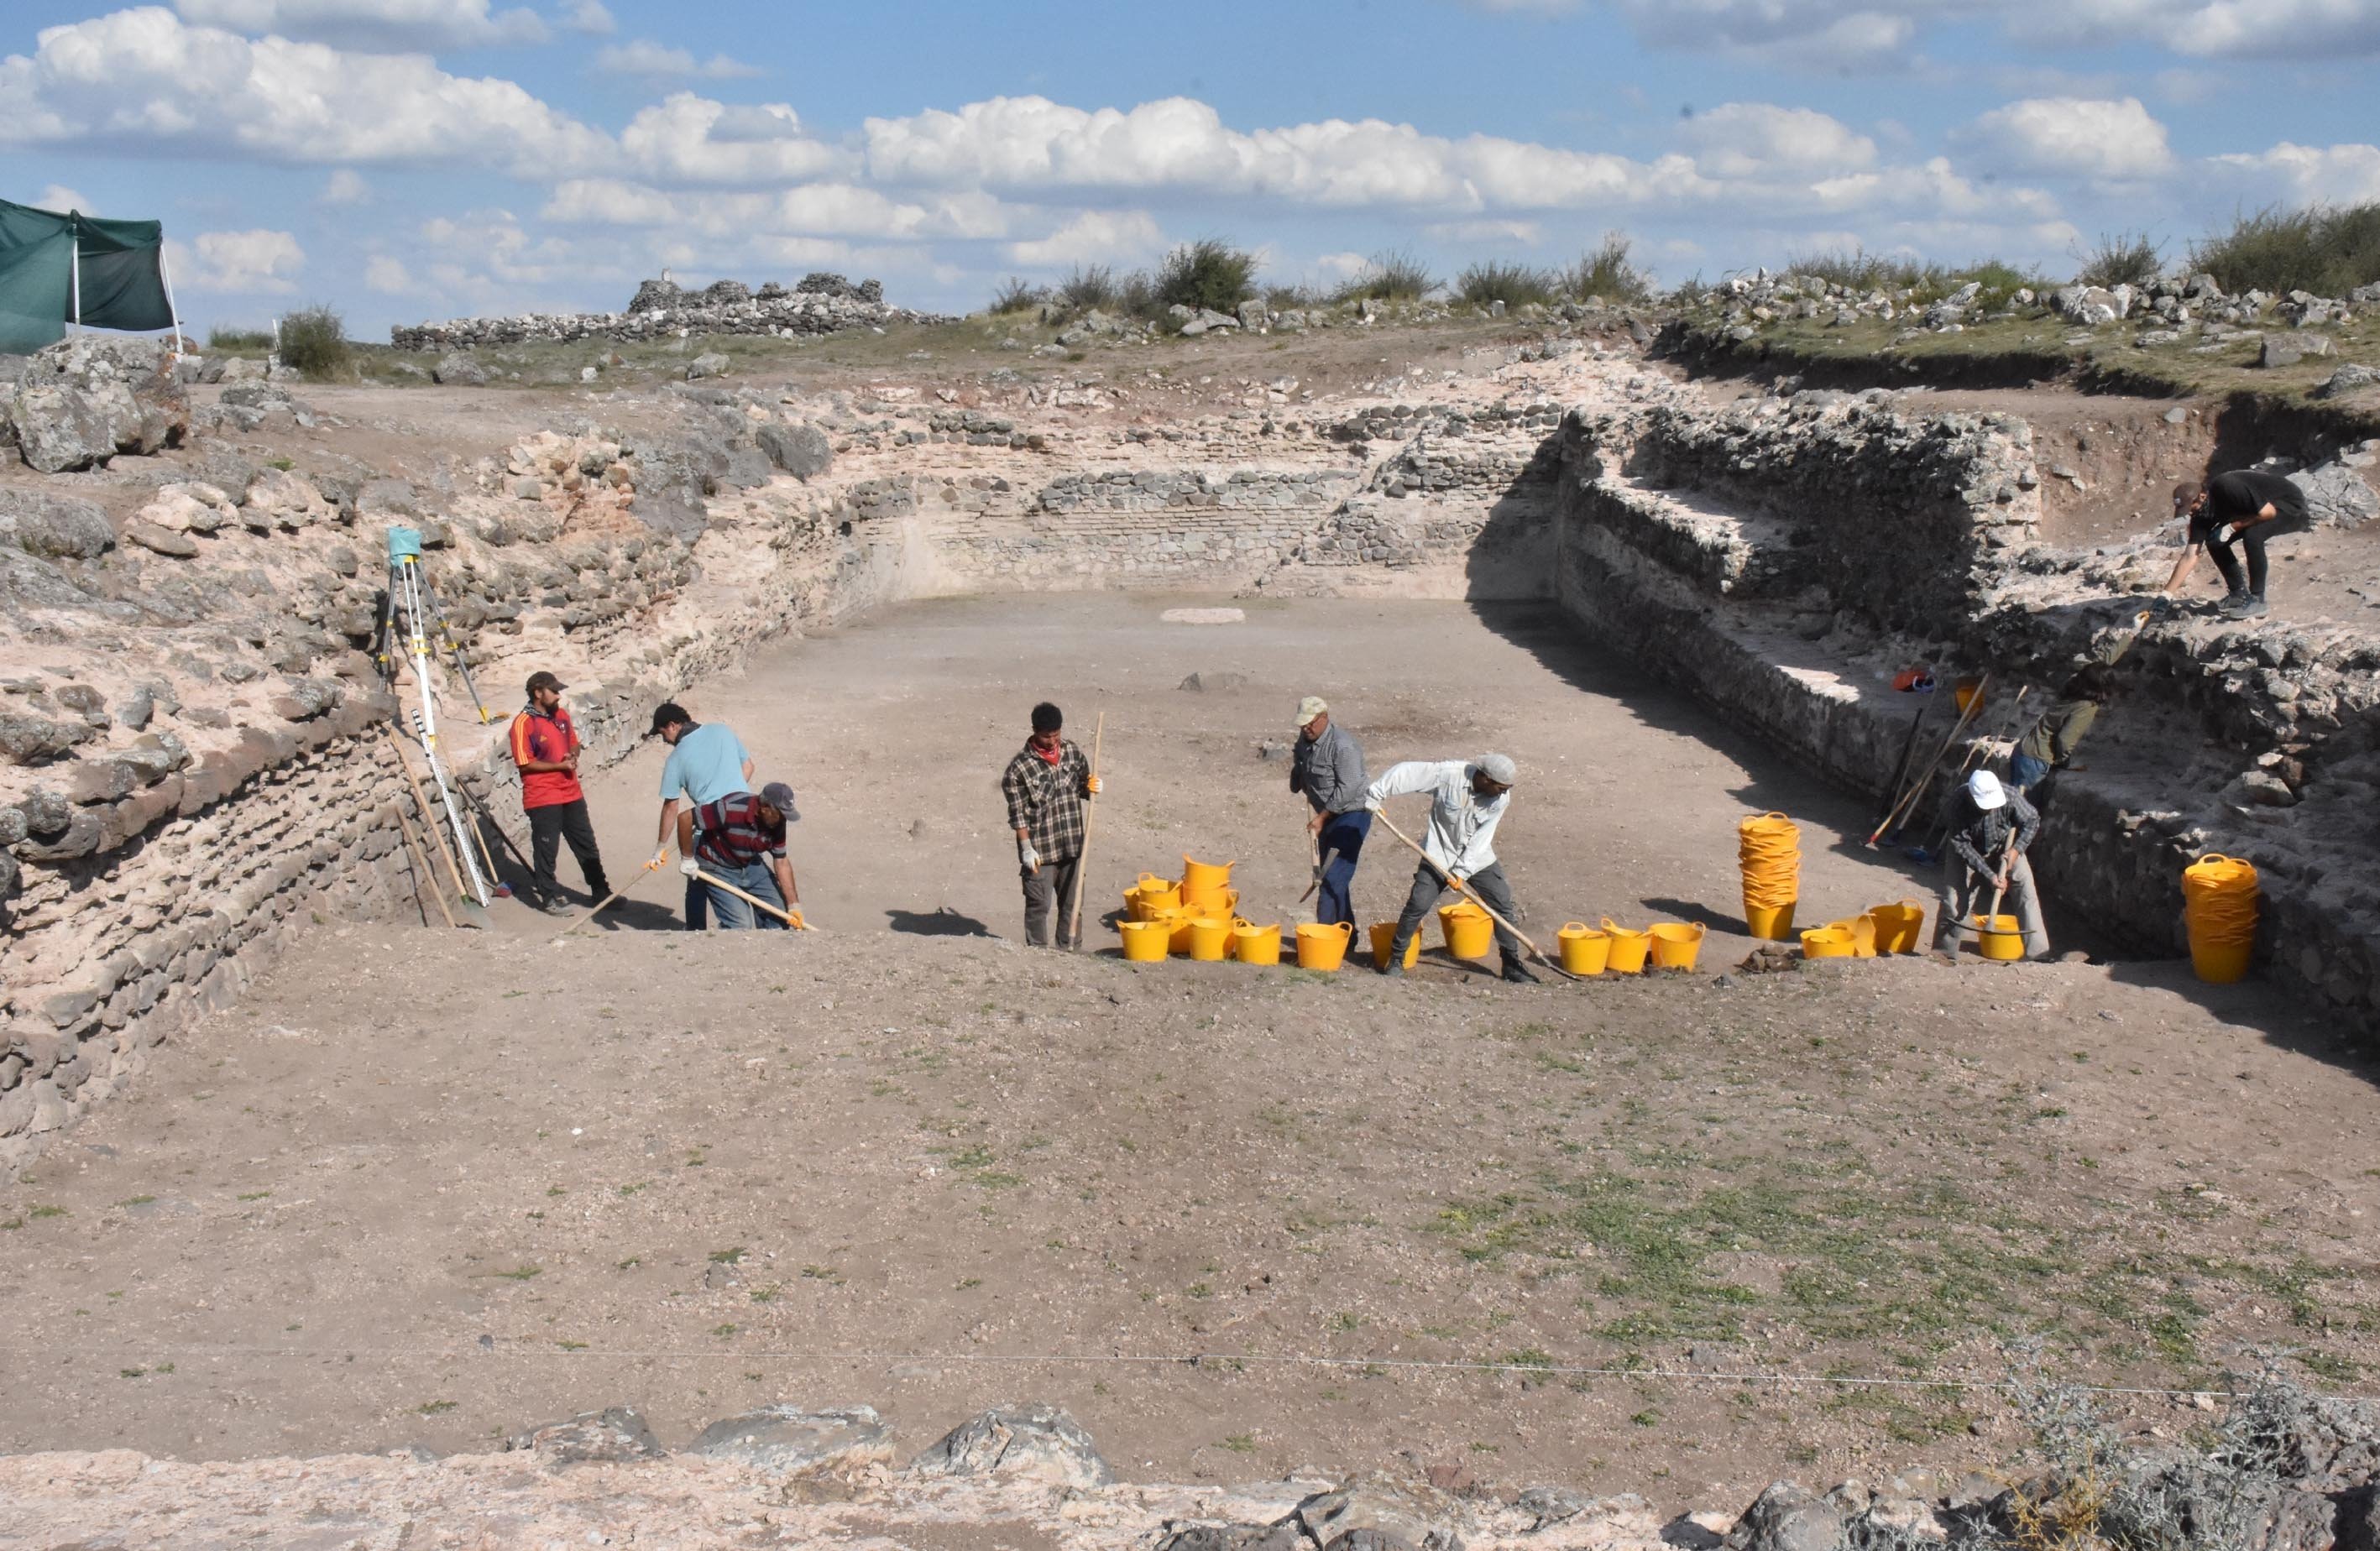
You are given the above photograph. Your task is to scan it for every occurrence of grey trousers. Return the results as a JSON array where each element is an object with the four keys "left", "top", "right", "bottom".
[
  {"left": 1392, "top": 861, "right": 1522, "bottom": 961},
  {"left": 1021, "top": 854, "right": 1083, "bottom": 948},
  {"left": 1934, "top": 852, "right": 2049, "bottom": 958}
]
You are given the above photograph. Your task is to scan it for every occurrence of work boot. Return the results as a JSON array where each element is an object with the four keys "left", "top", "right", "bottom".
[
  {"left": 2221, "top": 593, "right": 2268, "bottom": 619},
  {"left": 1380, "top": 961, "right": 1404, "bottom": 979},
  {"left": 539, "top": 896, "right": 577, "bottom": 917},
  {"left": 1500, "top": 954, "right": 1540, "bottom": 984}
]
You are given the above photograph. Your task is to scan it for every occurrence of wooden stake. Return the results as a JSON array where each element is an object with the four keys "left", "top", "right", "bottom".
[
  {"left": 381, "top": 724, "right": 487, "bottom": 928},
  {"left": 1065, "top": 712, "right": 1103, "bottom": 952},
  {"left": 1866, "top": 673, "right": 1991, "bottom": 847}
]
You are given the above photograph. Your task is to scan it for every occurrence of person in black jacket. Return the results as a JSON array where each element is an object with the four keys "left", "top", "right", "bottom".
[{"left": 2161, "top": 470, "right": 2309, "bottom": 619}]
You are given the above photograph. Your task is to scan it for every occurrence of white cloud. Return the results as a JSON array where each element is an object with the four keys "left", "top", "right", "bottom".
[
  {"left": 172, "top": 227, "right": 305, "bottom": 292},
  {"left": 322, "top": 168, "right": 369, "bottom": 203},
  {"left": 0, "top": 8, "right": 610, "bottom": 178},
  {"left": 1425, "top": 218, "right": 1545, "bottom": 243},
  {"left": 1006, "top": 209, "right": 1163, "bottom": 266},
  {"left": 593, "top": 39, "right": 763, "bottom": 81},
  {"left": 364, "top": 254, "right": 415, "bottom": 292},
  {"left": 617, "top": 94, "right": 850, "bottom": 185},
  {"left": 1677, "top": 103, "right": 1876, "bottom": 178},
  {"left": 171, "top": 0, "right": 547, "bottom": 50},
  {"left": 2206, "top": 141, "right": 2380, "bottom": 206},
  {"left": 541, "top": 177, "right": 1017, "bottom": 241},
  {"left": 557, "top": 0, "right": 612, "bottom": 34},
  {"left": 1963, "top": 97, "right": 2174, "bottom": 180},
  {"left": 34, "top": 183, "right": 93, "bottom": 213}
]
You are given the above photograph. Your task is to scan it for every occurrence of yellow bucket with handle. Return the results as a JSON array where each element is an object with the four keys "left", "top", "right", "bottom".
[
  {"left": 1118, "top": 919, "right": 1170, "bottom": 962},
  {"left": 1801, "top": 927, "right": 1856, "bottom": 959},
  {"left": 1187, "top": 916, "right": 1233, "bottom": 962},
  {"left": 1369, "top": 922, "right": 1420, "bottom": 971},
  {"left": 1557, "top": 922, "right": 1609, "bottom": 976},
  {"left": 1233, "top": 921, "right": 1282, "bottom": 965},
  {"left": 1438, "top": 901, "right": 1495, "bottom": 960},
  {"left": 1647, "top": 922, "right": 1705, "bottom": 971},
  {"left": 1295, "top": 920, "right": 1353, "bottom": 971},
  {"left": 1601, "top": 918, "right": 1651, "bottom": 974},
  {"left": 1867, "top": 900, "right": 1925, "bottom": 954}
]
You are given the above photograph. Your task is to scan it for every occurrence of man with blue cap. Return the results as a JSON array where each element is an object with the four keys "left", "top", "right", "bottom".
[{"left": 1366, "top": 752, "right": 1535, "bottom": 983}]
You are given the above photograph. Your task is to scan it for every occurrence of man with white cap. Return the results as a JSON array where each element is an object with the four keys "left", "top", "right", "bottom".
[
  {"left": 1365, "top": 753, "right": 1534, "bottom": 983},
  {"left": 1289, "top": 696, "right": 1369, "bottom": 932},
  {"left": 1933, "top": 769, "right": 2048, "bottom": 959}
]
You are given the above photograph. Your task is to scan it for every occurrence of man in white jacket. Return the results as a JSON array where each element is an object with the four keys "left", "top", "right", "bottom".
[{"left": 1365, "top": 752, "right": 1535, "bottom": 984}]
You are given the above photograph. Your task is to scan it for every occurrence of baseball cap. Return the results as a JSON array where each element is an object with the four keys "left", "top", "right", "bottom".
[
  {"left": 759, "top": 781, "right": 800, "bottom": 822},
  {"left": 1969, "top": 770, "right": 2007, "bottom": 810},
  {"left": 648, "top": 701, "right": 691, "bottom": 734},
  {"left": 1295, "top": 695, "right": 1329, "bottom": 728},
  {"left": 1477, "top": 753, "right": 1518, "bottom": 786},
  {"left": 526, "top": 670, "right": 565, "bottom": 695}
]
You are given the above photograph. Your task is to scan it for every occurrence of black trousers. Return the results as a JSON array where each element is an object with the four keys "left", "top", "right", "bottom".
[
  {"left": 2206, "top": 525, "right": 2270, "bottom": 598},
  {"left": 527, "top": 799, "right": 609, "bottom": 901}
]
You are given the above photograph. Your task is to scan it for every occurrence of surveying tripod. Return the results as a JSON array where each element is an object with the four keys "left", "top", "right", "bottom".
[{"left": 374, "top": 526, "right": 494, "bottom": 909}]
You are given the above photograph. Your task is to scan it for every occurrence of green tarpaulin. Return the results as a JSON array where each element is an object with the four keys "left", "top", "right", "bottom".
[{"left": 0, "top": 197, "right": 177, "bottom": 356}]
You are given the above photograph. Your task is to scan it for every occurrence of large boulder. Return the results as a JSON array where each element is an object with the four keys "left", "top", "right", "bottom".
[
  {"left": 2291, "top": 462, "right": 2380, "bottom": 530},
  {"left": 0, "top": 490, "right": 114, "bottom": 560},
  {"left": 686, "top": 1404, "right": 892, "bottom": 1474},
  {"left": 502, "top": 1407, "right": 665, "bottom": 1464},
  {"left": 2054, "top": 285, "right": 2125, "bottom": 326},
  {"left": 4, "top": 335, "right": 186, "bottom": 469},
  {"left": 906, "top": 1403, "right": 1111, "bottom": 1488},
  {"left": 6, "top": 381, "right": 139, "bottom": 473},
  {"left": 1724, "top": 1481, "right": 1848, "bottom": 1551},
  {"left": 755, "top": 420, "right": 833, "bottom": 481},
  {"left": 431, "top": 352, "right": 488, "bottom": 387}
]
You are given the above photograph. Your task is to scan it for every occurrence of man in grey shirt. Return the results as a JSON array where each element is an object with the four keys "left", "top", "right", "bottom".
[{"left": 1290, "top": 695, "right": 1370, "bottom": 930}]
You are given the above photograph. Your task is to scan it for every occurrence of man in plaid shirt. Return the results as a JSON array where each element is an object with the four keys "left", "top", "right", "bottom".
[{"left": 1001, "top": 702, "right": 1100, "bottom": 948}]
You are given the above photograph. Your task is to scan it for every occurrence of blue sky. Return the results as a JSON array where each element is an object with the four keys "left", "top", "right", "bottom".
[{"left": 6, "top": 0, "right": 2378, "bottom": 337}]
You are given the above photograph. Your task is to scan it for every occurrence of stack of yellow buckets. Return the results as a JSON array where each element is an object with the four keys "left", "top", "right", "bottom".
[
  {"left": 1117, "top": 859, "right": 1287, "bottom": 967},
  {"left": 1739, "top": 812, "right": 1801, "bottom": 939},
  {"left": 2182, "top": 853, "right": 2258, "bottom": 984}
]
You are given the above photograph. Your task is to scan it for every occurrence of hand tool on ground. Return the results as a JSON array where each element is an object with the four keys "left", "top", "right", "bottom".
[
  {"left": 1866, "top": 673, "right": 1991, "bottom": 848},
  {"left": 1958, "top": 831, "right": 2023, "bottom": 949},
  {"left": 1298, "top": 836, "right": 1336, "bottom": 908},
  {"left": 551, "top": 846, "right": 668, "bottom": 943},
  {"left": 687, "top": 865, "right": 812, "bottom": 930},
  {"left": 381, "top": 723, "right": 489, "bottom": 929},
  {"left": 454, "top": 780, "right": 537, "bottom": 898},
  {"left": 392, "top": 805, "right": 455, "bottom": 929},
  {"left": 1867, "top": 700, "right": 1931, "bottom": 838},
  {"left": 1371, "top": 811, "right": 1580, "bottom": 983},
  {"left": 1914, "top": 687, "right": 2032, "bottom": 862},
  {"left": 1064, "top": 711, "right": 1104, "bottom": 952}
]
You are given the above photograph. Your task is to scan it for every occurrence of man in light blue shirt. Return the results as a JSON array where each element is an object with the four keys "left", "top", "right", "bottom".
[{"left": 650, "top": 701, "right": 754, "bottom": 930}]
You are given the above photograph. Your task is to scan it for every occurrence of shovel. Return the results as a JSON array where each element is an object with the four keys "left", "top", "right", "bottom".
[
  {"left": 688, "top": 866, "right": 814, "bottom": 931},
  {"left": 1371, "top": 811, "right": 1580, "bottom": 983}
]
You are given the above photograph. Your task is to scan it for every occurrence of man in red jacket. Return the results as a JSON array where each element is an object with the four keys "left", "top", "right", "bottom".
[{"left": 510, "top": 670, "right": 611, "bottom": 915}]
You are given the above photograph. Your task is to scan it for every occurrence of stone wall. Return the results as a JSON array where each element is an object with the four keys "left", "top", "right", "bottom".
[
  {"left": 390, "top": 273, "right": 941, "bottom": 352},
  {"left": 1551, "top": 390, "right": 2380, "bottom": 1034}
]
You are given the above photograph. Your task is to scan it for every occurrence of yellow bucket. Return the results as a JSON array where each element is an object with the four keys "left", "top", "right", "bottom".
[
  {"left": 1119, "top": 919, "right": 1171, "bottom": 962},
  {"left": 1801, "top": 927, "right": 1856, "bottom": 959},
  {"left": 1180, "top": 856, "right": 1236, "bottom": 905},
  {"left": 1868, "top": 900, "right": 1925, "bottom": 955},
  {"left": 1975, "top": 913, "right": 2026, "bottom": 961},
  {"left": 2189, "top": 938, "right": 2252, "bottom": 984},
  {"left": 1744, "top": 901, "right": 1796, "bottom": 940},
  {"left": 1954, "top": 677, "right": 1985, "bottom": 716},
  {"left": 2183, "top": 854, "right": 2258, "bottom": 984},
  {"left": 1556, "top": 922, "right": 1609, "bottom": 976},
  {"left": 1827, "top": 916, "right": 1878, "bottom": 959},
  {"left": 1233, "top": 922, "right": 1282, "bottom": 965},
  {"left": 1295, "top": 920, "right": 1353, "bottom": 971},
  {"left": 1187, "top": 916, "right": 1233, "bottom": 962},
  {"left": 1601, "top": 917, "right": 1650, "bottom": 974},
  {"left": 1648, "top": 922, "right": 1705, "bottom": 971},
  {"left": 1158, "top": 908, "right": 1197, "bottom": 956},
  {"left": 1438, "top": 901, "right": 1495, "bottom": 960},
  {"left": 1127, "top": 878, "right": 1182, "bottom": 920},
  {"left": 1369, "top": 922, "right": 1420, "bottom": 971}
]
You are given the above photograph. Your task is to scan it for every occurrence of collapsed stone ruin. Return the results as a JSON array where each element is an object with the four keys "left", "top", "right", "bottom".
[{"left": 388, "top": 272, "right": 939, "bottom": 352}]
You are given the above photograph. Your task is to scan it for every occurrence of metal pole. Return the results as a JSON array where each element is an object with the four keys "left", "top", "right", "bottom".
[
  {"left": 70, "top": 236, "right": 81, "bottom": 333},
  {"left": 158, "top": 243, "right": 186, "bottom": 357}
]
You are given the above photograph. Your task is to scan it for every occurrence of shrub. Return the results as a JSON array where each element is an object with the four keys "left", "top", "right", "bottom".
[
  {"left": 1263, "top": 282, "right": 1320, "bottom": 310},
  {"left": 2190, "top": 201, "right": 2380, "bottom": 296},
  {"left": 2074, "top": 231, "right": 2163, "bottom": 290},
  {"left": 1117, "top": 269, "right": 1159, "bottom": 319},
  {"left": 275, "top": 305, "right": 350, "bottom": 380},
  {"left": 1057, "top": 264, "right": 1117, "bottom": 311},
  {"left": 1782, "top": 246, "right": 1931, "bottom": 295},
  {"left": 1558, "top": 232, "right": 1653, "bottom": 304},
  {"left": 1455, "top": 260, "right": 1557, "bottom": 309},
  {"left": 1154, "top": 238, "right": 1258, "bottom": 315},
  {"left": 1333, "top": 246, "right": 1436, "bottom": 303},
  {"left": 207, "top": 325, "right": 274, "bottom": 352},
  {"left": 988, "top": 276, "right": 1044, "bottom": 315}
]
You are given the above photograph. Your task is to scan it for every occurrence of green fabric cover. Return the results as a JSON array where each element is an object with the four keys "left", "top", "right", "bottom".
[{"left": 0, "top": 198, "right": 175, "bottom": 355}]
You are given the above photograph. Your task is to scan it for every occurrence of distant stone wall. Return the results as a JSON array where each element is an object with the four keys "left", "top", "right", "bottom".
[{"left": 390, "top": 274, "right": 944, "bottom": 351}]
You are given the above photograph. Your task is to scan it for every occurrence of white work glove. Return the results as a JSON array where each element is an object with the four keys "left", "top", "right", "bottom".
[
  {"left": 649, "top": 848, "right": 671, "bottom": 870},
  {"left": 1017, "top": 839, "right": 1041, "bottom": 873},
  {"left": 678, "top": 859, "right": 701, "bottom": 878},
  {"left": 2213, "top": 524, "right": 2236, "bottom": 543}
]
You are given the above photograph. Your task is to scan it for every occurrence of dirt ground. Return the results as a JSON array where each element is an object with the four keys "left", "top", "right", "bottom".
[{"left": 3, "top": 595, "right": 2375, "bottom": 1512}]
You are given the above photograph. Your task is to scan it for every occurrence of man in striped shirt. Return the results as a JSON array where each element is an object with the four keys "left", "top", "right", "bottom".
[
  {"left": 676, "top": 782, "right": 800, "bottom": 930},
  {"left": 510, "top": 671, "right": 610, "bottom": 915},
  {"left": 1000, "top": 702, "right": 1100, "bottom": 948}
]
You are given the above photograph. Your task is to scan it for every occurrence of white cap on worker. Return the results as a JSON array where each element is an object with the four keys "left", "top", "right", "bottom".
[
  {"left": 1969, "top": 769, "right": 2007, "bottom": 810},
  {"left": 1295, "top": 695, "right": 1329, "bottom": 728},
  {"left": 1478, "top": 753, "right": 1518, "bottom": 786}
]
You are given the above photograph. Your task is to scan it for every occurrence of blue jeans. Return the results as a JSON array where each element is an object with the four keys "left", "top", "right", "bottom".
[
  {"left": 704, "top": 860, "right": 788, "bottom": 931},
  {"left": 1316, "top": 810, "right": 1370, "bottom": 929},
  {"left": 2008, "top": 750, "right": 2051, "bottom": 793}
]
